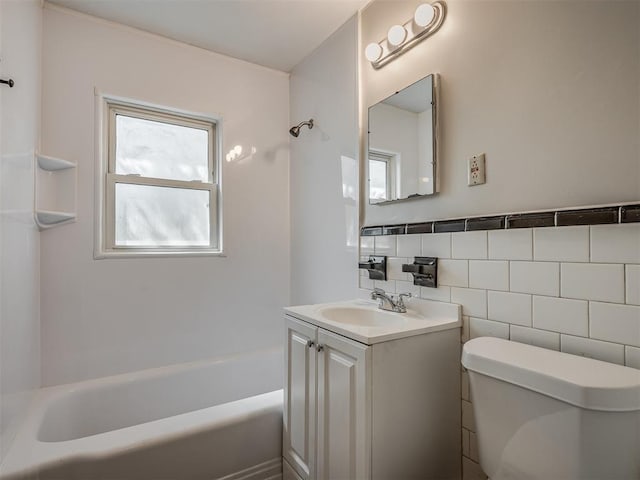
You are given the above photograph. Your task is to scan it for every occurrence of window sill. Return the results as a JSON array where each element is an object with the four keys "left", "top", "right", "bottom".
[{"left": 94, "top": 249, "right": 225, "bottom": 260}]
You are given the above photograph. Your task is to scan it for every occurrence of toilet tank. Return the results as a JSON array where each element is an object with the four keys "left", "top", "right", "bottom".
[{"left": 462, "top": 337, "right": 640, "bottom": 480}]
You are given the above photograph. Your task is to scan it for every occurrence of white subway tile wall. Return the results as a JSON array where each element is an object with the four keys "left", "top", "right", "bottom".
[
  {"left": 470, "top": 317, "right": 509, "bottom": 339},
  {"left": 625, "top": 265, "right": 640, "bottom": 305},
  {"left": 590, "top": 224, "right": 640, "bottom": 264},
  {"left": 510, "top": 261, "right": 559, "bottom": 296},
  {"left": 509, "top": 324, "right": 560, "bottom": 350},
  {"left": 420, "top": 285, "right": 452, "bottom": 302},
  {"left": 462, "top": 428, "right": 470, "bottom": 457},
  {"left": 534, "top": 226, "right": 590, "bottom": 262},
  {"left": 589, "top": 302, "right": 640, "bottom": 347},
  {"left": 488, "top": 291, "right": 532, "bottom": 326},
  {"left": 452, "top": 288, "right": 487, "bottom": 318},
  {"left": 387, "top": 257, "right": 409, "bottom": 281},
  {"left": 360, "top": 236, "right": 374, "bottom": 255},
  {"left": 397, "top": 234, "right": 422, "bottom": 258},
  {"left": 461, "top": 370, "right": 470, "bottom": 401},
  {"left": 626, "top": 346, "right": 640, "bottom": 369},
  {"left": 374, "top": 234, "right": 397, "bottom": 256},
  {"left": 439, "top": 259, "right": 469, "bottom": 287},
  {"left": 561, "top": 263, "right": 625, "bottom": 303},
  {"left": 560, "top": 334, "right": 625, "bottom": 365},
  {"left": 422, "top": 232, "right": 452, "bottom": 258},
  {"left": 461, "top": 400, "right": 475, "bottom": 431},
  {"left": 488, "top": 228, "right": 532, "bottom": 260},
  {"left": 533, "top": 296, "right": 588, "bottom": 336},
  {"left": 452, "top": 231, "right": 488, "bottom": 259},
  {"left": 359, "top": 224, "right": 639, "bottom": 479},
  {"left": 469, "top": 260, "right": 509, "bottom": 291}
]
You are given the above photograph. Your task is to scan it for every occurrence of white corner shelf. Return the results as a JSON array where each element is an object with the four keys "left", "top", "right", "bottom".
[
  {"left": 34, "top": 210, "right": 76, "bottom": 229},
  {"left": 34, "top": 152, "right": 77, "bottom": 231},
  {"left": 36, "top": 153, "right": 76, "bottom": 171}
]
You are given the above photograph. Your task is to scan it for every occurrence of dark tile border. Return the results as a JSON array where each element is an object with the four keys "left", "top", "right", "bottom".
[
  {"left": 361, "top": 227, "right": 383, "bottom": 236},
  {"left": 466, "top": 216, "right": 505, "bottom": 231},
  {"left": 506, "top": 212, "right": 555, "bottom": 229},
  {"left": 406, "top": 222, "right": 433, "bottom": 234},
  {"left": 361, "top": 203, "right": 640, "bottom": 236},
  {"left": 383, "top": 224, "right": 406, "bottom": 235},
  {"left": 621, "top": 204, "right": 640, "bottom": 223},
  {"left": 433, "top": 219, "right": 466, "bottom": 233},
  {"left": 556, "top": 207, "right": 618, "bottom": 226}
]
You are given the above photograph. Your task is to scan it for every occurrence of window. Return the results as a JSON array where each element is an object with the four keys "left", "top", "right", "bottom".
[
  {"left": 98, "top": 97, "right": 221, "bottom": 257},
  {"left": 368, "top": 150, "right": 395, "bottom": 202}
]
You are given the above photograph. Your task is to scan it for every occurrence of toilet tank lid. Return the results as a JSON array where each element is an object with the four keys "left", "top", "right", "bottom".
[{"left": 462, "top": 337, "right": 640, "bottom": 411}]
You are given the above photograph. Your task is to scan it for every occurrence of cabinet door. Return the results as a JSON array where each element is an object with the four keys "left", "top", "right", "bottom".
[
  {"left": 284, "top": 316, "right": 318, "bottom": 480},
  {"left": 316, "top": 329, "right": 371, "bottom": 480}
]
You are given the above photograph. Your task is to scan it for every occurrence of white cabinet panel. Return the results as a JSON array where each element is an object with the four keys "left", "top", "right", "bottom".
[
  {"left": 316, "top": 329, "right": 370, "bottom": 480},
  {"left": 284, "top": 317, "right": 317, "bottom": 480}
]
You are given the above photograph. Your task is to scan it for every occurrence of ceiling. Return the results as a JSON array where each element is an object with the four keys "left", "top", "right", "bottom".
[{"left": 47, "top": 0, "right": 370, "bottom": 72}]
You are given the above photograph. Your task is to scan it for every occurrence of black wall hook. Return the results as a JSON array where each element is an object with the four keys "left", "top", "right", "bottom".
[{"left": 1, "top": 78, "right": 14, "bottom": 88}]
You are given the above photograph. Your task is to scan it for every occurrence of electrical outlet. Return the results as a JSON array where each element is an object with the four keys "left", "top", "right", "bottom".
[{"left": 468, "top": 154, "right": 486, "bottom": 186}]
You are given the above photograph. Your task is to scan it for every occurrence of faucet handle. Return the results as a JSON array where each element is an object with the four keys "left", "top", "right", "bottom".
[
  {"left": 397, "top": 292, "right": 412, "bottom": 308},
  {"left": 373, "top": 287, "right": 385, "bottom": 295}
]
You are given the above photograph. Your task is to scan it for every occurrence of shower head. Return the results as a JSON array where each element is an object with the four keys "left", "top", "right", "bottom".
[{"left": 289, "top": 119, "right": 314, "bottom": 138}]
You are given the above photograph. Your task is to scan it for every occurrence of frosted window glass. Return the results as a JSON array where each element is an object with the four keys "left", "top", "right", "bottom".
[
  {"left": 369, "top": 159, "right": 388, "bottom": 200},
  {"left": 115, "top": 183, "right": 210, "bottom": 247},
  {"left": 116, "top": 115, "right": 209, "bottom": 182}
]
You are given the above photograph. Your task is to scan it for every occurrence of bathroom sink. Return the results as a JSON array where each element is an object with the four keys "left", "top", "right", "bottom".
[
  {"left": 285, "top": 298, "right": 461, "bottom": 345},
  {"left": 317, "top": 305, "right": 408, "bottom": 327}
]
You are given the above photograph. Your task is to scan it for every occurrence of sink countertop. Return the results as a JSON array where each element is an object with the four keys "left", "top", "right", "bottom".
[{"left": 284, "top": 297, "right": 461, "bottom": 345}]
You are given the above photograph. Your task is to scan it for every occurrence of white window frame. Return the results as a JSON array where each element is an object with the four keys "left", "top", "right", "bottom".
[
  {"left": 95, "top": 92, "right": 223, "bottom": 258},
  {"left": 368, "top": 149, "right": 397, "bottom": 203}
]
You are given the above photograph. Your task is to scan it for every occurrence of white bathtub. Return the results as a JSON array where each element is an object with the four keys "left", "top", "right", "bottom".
[{"left": 0, "top": 348, "right": 284, "bottom": 480}]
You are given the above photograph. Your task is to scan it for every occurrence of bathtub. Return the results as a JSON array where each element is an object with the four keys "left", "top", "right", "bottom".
[{"left": 0, "top": 348, "right": 284, "bottom": 480}]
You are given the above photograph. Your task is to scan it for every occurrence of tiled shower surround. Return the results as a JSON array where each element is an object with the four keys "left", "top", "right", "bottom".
[{"left": 359, "top": 221, "right": 640, "bottom": 480}]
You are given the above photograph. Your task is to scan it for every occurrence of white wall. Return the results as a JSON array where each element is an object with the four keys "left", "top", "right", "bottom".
[
  {"left": 0, "top": 0, "right": 41, "bottom": 463},
  {"left": 40, "top": 6, "right": 290, "bottom": 386},
  {"left": 289, "top": 16, "right": 359, "bottom": 305},
  {"left": 361, "top": 0, "right": 640, "bottom": 226}
]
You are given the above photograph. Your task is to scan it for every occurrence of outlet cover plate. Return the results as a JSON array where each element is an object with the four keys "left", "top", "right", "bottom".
[{"left": 468, "top": 153, "right": 486, "bottom": 186}]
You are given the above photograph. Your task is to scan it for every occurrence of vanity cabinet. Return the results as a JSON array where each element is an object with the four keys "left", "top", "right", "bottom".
[
  {"left": 284, "top": 316, "right": 370, "bottom": 480},
  {"left": 283, "top": 305, "right": 461, "bottom": 480}
]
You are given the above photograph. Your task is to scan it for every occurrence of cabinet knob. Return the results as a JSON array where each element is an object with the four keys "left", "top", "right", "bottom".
[
  {"left": 316, "top": 344, "right": 324, "bottom": 352},
  {"left": 306, "top": 340, "right": 315, "bottom": 348}
]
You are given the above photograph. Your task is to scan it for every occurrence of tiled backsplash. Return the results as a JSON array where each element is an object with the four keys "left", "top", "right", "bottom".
[{"left": 359, "top": 222, "right": 640, "bottom": 480}]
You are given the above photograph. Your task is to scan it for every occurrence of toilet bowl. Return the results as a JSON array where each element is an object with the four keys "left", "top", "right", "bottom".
[{"left": 462, "top": 337, "right": 640, "bottom": 480}]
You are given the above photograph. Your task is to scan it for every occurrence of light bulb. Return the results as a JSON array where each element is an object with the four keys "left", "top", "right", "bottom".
[
  {"left": 365, "top": 43, "right": 383, "bottom": 62},
  {"left": 387, "top": 25, "right": 407, "bottom": 46},
  {"left": 414, "top": 3, "right": 435, "bottom": 27}
]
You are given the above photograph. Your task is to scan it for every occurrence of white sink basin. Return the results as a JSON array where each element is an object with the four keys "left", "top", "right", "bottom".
[
  {"left": 285, "top": 298, "right": 461, "bottom": 345},
  {"left": 318, "top": 305, "right": 408, "bottom": 327}
]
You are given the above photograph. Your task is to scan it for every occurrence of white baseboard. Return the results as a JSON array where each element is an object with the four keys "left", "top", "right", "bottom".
[{"left": 216, "top": 458, "right": 282, "bottom": 480}]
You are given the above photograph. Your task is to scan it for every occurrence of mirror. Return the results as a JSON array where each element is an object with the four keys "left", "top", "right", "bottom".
[{"left": 367, "top": 74, "right": 439, "bottom": 204}]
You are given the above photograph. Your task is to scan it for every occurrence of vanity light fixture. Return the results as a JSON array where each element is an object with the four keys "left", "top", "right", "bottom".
[
  {"left": 365, "top": 1, "right": 446, "bottom": 69},
  {"left": 387, "top": 25, "right": 407, "bottom": 46}
]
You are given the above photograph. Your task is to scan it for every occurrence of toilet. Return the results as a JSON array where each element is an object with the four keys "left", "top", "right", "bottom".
[{"left": 462, "top": 337, "right": 640, "bottom": 480}]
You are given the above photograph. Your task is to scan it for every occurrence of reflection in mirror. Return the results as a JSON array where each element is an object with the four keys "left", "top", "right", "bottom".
[{"left": 368, "top": 74, "right": 438, "bottom": 204}]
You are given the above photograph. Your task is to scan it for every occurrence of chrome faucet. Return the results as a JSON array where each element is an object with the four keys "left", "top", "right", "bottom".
[{"left": 371, "top": 288, "right": 412, "bottom": 313}]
